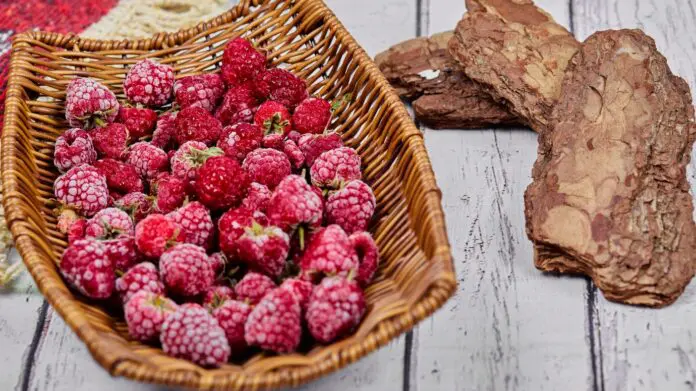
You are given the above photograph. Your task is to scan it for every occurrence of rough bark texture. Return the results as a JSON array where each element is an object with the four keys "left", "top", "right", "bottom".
[
  {"left": 449, "top": 0, "right": 580, "bottom": 133},
  {"left": 375, "top": 31, "right": 520, "bottom": 129},
  {"left": 525, "top": 30, "right": 696, "bottom": 307}
]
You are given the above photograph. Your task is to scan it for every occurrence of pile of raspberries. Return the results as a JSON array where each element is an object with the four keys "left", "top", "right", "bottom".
[{"left": 53, "top": 37, "right": 378, "bottom": 367}]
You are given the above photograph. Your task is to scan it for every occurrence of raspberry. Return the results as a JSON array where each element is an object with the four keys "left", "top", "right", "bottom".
[
  {"left": 151, "top": 173, "right": 187, "bottom": 213},
  {"left": 254, "top": 68, "right": 308, "bottom": 108},
  {"left": 279, "top": 278, "right": 313, "bottom": 311},
  {"left": 242, "top": 148, "right": 291, "bottom": 190},
  {"left": 218, "top": 207, "right": 267, "bottom": 257},
  {"left": 134, "top": 214, "right": 183, "bottom": 258},
  {"left": 160, "top": 244, "right": 214, "bottom": 297},
  {"left": 174, "top": 74, "right": 224, "bottom": 112},
  {"left": 54, "top": 165, "right": 109, "bottom": 217},
  {"left": 93, "top": 159, "right": 144, "bottom": 195},
  {"left": 114, "top": 192, "right": 153, "bottom": 222},
  {"left": 266, "top": 175, "right": 323, "bottom": 232},
  {"left": 65, "top": 78, "right": 119, "bottom": 129},
  {"left": 117, "top": 106, "right": 157, "bottom": 140},
  {"left": 68, "top": 219, "right": 87, "bottom": 243},
  {"left": 244, "top": 288, "right": 301, "bottom": 353},
  {"left": 325, "top": 180, "right": 375, "bottom": 234},
  {"left": 123, "top": 59, "right": 175, "bottom": 107},
  {"left": 261, "top": 133, "right": 284, "bottom": 150},
  {"left": 170, "top": 141, "right": 223, "bottom": 182},
  {"left": 125, "top": 291, "right": 178, "bottom": 342},
  {"left": 217, "top": 123, "right": 263, "bottom": 161},
  {"left": 115, "top": 262, "right": 165, "bottom": 304},
  {"left": 59, "top": 239, "right": 114, "bottom": 299},
  {"left": 102, "top": 235, "right": 141, "bottom": 273},
  {"left": 84, "top": 207, "right": 134, "bottom": 239},
  {"left": 293, "top": 97, "right": 331, "bottom": 134},
  {"left": 166, "top": 201, "right": 214, "bottom": 249},
  {"left": 241, "top": 182, "right": 271, "bottom": 213},
  {"left": 306, "top": 276, "right": 366, "bottom": 343},
  {"left": 237, "top": 223, "right": 290, "bottom": 278},
  {"left": 195, "top": 156, "right": 250, "bottom": 210},
  {"left": 203, "top": 284, "right": 235, "bottom": 310},
  {"left": 287, "top": 130, "right": 302, "bottom": 144},
  {"left": 254, "top": 101, "right": 292, "bottom": 136},
  {"left": 283, "top": 139, "right": 305, "bottom": 169},
  {"left": 350, "top": 232, "right": 379, "bottom": 287},
  {"left": 126, "top": 142, "right": 169, "bottom": 179},
  {"left": 160, "top": 303, "right": 230, "bottom": 367},
  {"left": 234, "top": 272, "right": 276, "bottom": 304},
  {"left": 220, "top": 37, "right": 266, "bottom": 86},
  {"left": 299, "top": 225, "right": 358, "bottom": 280},
  {"left": 54, "top": 128, "right": 96, "bottom": 172},
  {"left": 299, "top": 132, "right": 344, "bottom": 167},
  {"left": 213, "top": 300, "right": 251, "bottom": 352},
  {"left": 151, "top": 111, "right": 178, "bottom": 150},
  {"left": 310, "top": 147, "right": 361, "bottom": 189},
  {"left": 214, "top": 84, "right": 259, "bottom": 126},
  {"left": 209, "top": 252, "right": 227, "bottom": 276},
  {"left": 175, "top": 106, "right": 223, "bottom": 146},
  {"left": 90, "top": 123, "right": 129, "bottom": 160}
]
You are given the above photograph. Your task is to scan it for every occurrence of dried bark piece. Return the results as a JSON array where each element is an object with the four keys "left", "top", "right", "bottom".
[
  {"left": 449, "top": 0, "right": 580, "bottom": 133},
  {"left": 375, "top": 31, "right": 520, "bottom": 129},
  {"left": 525, "top": 30, "right": 696, "bottom": 307}
]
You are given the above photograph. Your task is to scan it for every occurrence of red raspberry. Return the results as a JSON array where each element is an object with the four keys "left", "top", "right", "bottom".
[
  {"left": 134, "top": 214, "right": 184, "bottom": 258},
  {"left": 218, "top": 208, "right": 267, "bottom": 257},
  {"left": 166, "top": 201, "right": 214, "bottom": 249},
  {"left": 126, "top": 142, "right": 169, "bottom": 179},
  {"left": 59, "top": 239, "right": 114, "bottom": 299},
  {"left": 209, "top": 253, "right": 227, "bottom": 277},
  {"left": 213, "top": 300, "right": 252, "bottom": 352},
  {"left": 84, "top": 207, "right": 134, "bottom": 239},
  {"left": 68, "top": 219, "right": 87, "bottom": 243},
  {"left": 151, "top": 111, "right": 178, "bottom": 150},
  {"left": 350, "top": 232, "right": 379, "bottom": 287},
  {"left": 244, "top": 288, "right": 301, "bottom": 353},
  {"left": 203, "top": 284, "right": 235, "bottom": 310},
  {"left": 114, "top": 192, "right": 153, "bottom": 222},
  {"left": 170, "top": 141, "right": 223, "bottom": 182},
  {"left": 242, "top": 148, "right": 291, "bottom": 190},
  {"left": 54, "top": 165, "right": 109, "bottom": 217},
  {"left": 115, "top": 262, "right": 165, "bottom": 304},
  {"left": 90, "top": 123, "right": 129, "bottom": 160},
  {"left": 254, "top": 68, "right": 308, "bottom": 108},
  {"left": 117, "top": 106, "right": 158, "bottom": 140},
  {"left": 310, "top": 147, "right": 361, "bottom": 189},
  {"left": 299, "top": 132, "right": 344, "bottom": 167},
  {"left": 287, "top": 130, "right": 302, "bottom": 144},
  {"left": 160, "top": 243, "right": 214, "bottom": 297},
  {"left": 174, "top": 74, "right": 224, "bottom": 111},
  {"left": 125, "top": 290, "right": 178, "bottom": 342},
  {"left": 237, "top": 223, "right": 290, "bottom": 278},
  {"left": 234, "top": 272, "right": 276, "bottom": 304},
  {"left": 254, "top": 101, "right": 292, "bottom": 136},
  {"left": 124, "top": 59, "right": 175, "bottom": 107},
  {"left": 102, "top": 237, "right": 140, "bottom": 274},
  {"left": 293, "top": 97, "right": 331, "bottom": 134},
  {"left": 217, "top": 123, "right": 263, "bottom": 161},
  {"left": 195, "top": 156, "right": 250, "bottom": 210},
  {"left": 299, "top": 225, "right": 358, "bottom": 280},
  {"left": 241, "top": 182, "right": 271, "bottom": 213},
  {"left": 325, "top": 180, "right": 375, "bottom": 234},
  {"left": 279, "top": 278, "right": 313, "bottom": 311},
  {"left": 151, "top": 173, "right": 187, "bottom": 213},
  {"left": 266, "top": 175, "right": 323, "bottom": 231},
  {"left": 283, "top": 139, "right": 305, "bottom": 169},
  {"left": 306, "top": 276, "right": 366, "bottom": 343},
  {"left": 54, "top": 128, "right": 96, "bottom": 172},
  {"left": 221, "top": 37, "right": 266, "bottom": 86},
  {"left": 65, "top": 78, "right": 119, "bottom": 129},
  {"left": 160, "top": 303, "right": 230, "bottom": 367},
  {"left": 175, "top": 106, "right": 223, "bottom": 146},
  {"left": 93, "top": 159, "right": 144, "bottom": 195},
  {"left": 261, "top": 133, "right": 284, "bottom": 150},
  {"left": 214, "top": 84, "right": 259, "bottom": 126}
]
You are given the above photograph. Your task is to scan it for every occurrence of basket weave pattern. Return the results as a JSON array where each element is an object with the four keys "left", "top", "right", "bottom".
[{"left": 1, "top": 0, "right": 456, "bottom": 389}]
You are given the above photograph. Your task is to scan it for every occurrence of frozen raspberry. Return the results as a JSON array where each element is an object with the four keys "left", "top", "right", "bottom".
[
  {"left": 160, "top": 244, "right": 214, "bottom": 297},
  {"left": 195, "top": 156, "right": 250, "bottom": 210},
  {"left": 93, "top": 159, "right": 144, "bottom": 195},
  {"left": 234, "top": 272, "right": 276, "bottom": 304},
  {"left": 84, "top": 207, "right": 134, "bottom": 239},
  {"left": 124, "top": 59, "right": 174, "bottom": 107},
  {"left": 114, "top": 192, "right": 153, "bottom": 222},
  {"left": 241, "top": 183, "right": 271, "bottom": 213},
  {"left": 283, "top": 139, "right": 305, "bottom": 169},
  {"left": 306, "top": 276, "right": 366, "bottom": 343},
  {"left": 134, "top": 214, "right": 183, "bottom": 258},
  {"left": 65, "top": 78, "right": 119, "bottom": 129},
  {"left": 279, "top": 278, "right": 313, "bottom": 311},
  {"left": 151, "top": 111, "right": 178, "bottom": 150},
  {"left": 237, "top": 223, "right": 289, "bottom": 278},
  {"left": 125, "top": 290, "right": 177, "bottom": 342},
  {"left": 117, "top": 106, "right": 158, "bottom": 140},
  {"left": 57, "top": 208, "right": 83, "bottom": 238},
  {"left": 54, "top": 128, "right": 96, "bottom": 172},
  {"left": 261, "top": 133, "right": 284, "bottom": 150},
  {"left": 213, "top": 300, "right": 252, "bottom": 352},
  {"left": 325, "top": 180, "right": 375, "bottom": 234},
  {"left": 67, "top": 219, "right": 87, "bottom": 243},
  {"left": 126, "top": 142, "right": 169, "bottom": 179},
  {"left": 299, "top": 132, "right": 344, "bottom": 167},
  {"left": 244, "top": 288, "right": 301, "bottom": 353},
  {"left": 254, "top": 68, "right": 308, "bottom": 108},
  {"left": 299, "top": 225, "right": 358, "bottom": 281},
  {"left": 160, "top": 303, "right": 230, "bottom": 367},
  {"left": 214, "top": 84, "right": 259, "bottom": 126},
  {"left": 254, "top": 101, "right": 292, "bottom": 136},
  {"left": 102, "top": 236, "right": 140, "bottom": 274},
  {"left": 174, "top": 74, "right": 224, "bottom": 112},
  {"left": 293, "top": 97, "right": 331, "bottom": 134},
  {"left": 151, "top": 173, "right": 187, "bottom": 213},
  {"left": 204, "top": 284, "right": 235, "bottom": 310},
  {"left": 242, "top": 148, "right": 291, "bottom": 190},
  {"left": 217, "top": 123, "right": 263, "bottom": 161},
  {"left": 209, "top": 252, "right": 227, "bottom": 277},
  {"left": 166, "top": 201, "right": 214, "bottom": 249},
  {"left": 170, "top": 141, "right": 223, "bottom": 182},
  {"left": 54, "top": 165, "right": 109, "bottom": 217},
  {"left": 221, "top": 37, "right": 266, "bottom": 86},
  {"left": 115, "top": 262, "right": 165, "bottom": 304},
  {"left": 266, "top": 175, "right": 323, "bottom": 232},
  {"left": 218, "top": 208, "right": 267, "bottom": 257},
  {"left": 90, "top": 123, "right": 129, "bottom": 160},
  {"left": 175, "top": 106, "right": 222, "bottom": 146},
  {"left": 287, "top": 131, "right": 302, "bottom": 143},
  {"left": 350, "top": 232, "right": 379, "bottom": 287},
  {"left": 59, "top": 239, "right": 114, "bottom": 299},
  {"left": 310, "top": 147, "right": 361, "bottom": 189}
]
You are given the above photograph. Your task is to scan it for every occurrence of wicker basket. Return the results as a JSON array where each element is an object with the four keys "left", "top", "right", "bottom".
[{"left": 1, "top": 0, "right": 456, "bottom": 389}]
